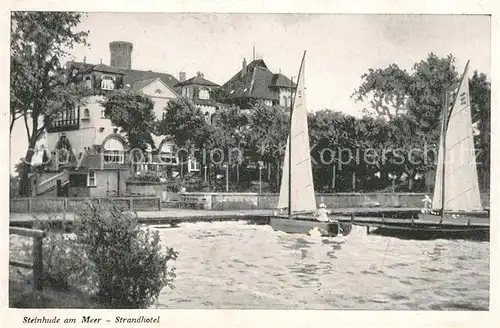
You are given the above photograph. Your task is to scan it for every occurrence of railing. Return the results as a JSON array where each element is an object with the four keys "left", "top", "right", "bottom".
[
  {"left": 9, "top": 227, "right": 46, "bottom": 290},
  {"left": 36, "top": 171, "right": 69, "bottom": 195},
  {"left": 10, "top": 196, "right": 162, "bottom": 213}
]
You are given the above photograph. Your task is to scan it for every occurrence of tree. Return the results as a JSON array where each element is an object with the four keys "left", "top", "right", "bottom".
[
  {"left": 100, "top": 91, "right": 157, "bottom": 158},
  {"left": 351, "top": 53, "right": 459, "bottom": 135},
  {"left": 469, "top": 71, "right": 491, "bottom": 191},
  {"left": 11, "top": 12, "right": 89, "bottom": 196},
  {"left": 351, "top": 53, "right": 492, "bottom": 192},
  {"left": 246, "top": 102, "right": 288, "bottom": 190},
  {"left": 157, "top": 99, "right": 211, "bottom": 176},
  {"left": 351, "top": 64, "right": 411, "bottom": 119}
]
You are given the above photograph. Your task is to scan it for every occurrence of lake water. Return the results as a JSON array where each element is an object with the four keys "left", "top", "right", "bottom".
[{"left": 154, "top": 221, "right": 489, "bottom": 310}]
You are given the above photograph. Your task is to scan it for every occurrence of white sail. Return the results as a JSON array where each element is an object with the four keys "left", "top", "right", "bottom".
[
  {"left": 432, "top": 62, "right": 482, "bottom": 212},
  {"left": 277, "top": 53, "right": 317, "bottom": 213}
]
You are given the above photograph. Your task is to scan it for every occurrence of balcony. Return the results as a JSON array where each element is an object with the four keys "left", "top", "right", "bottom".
[{"left": 46, "top": 108, "right": 80, "bottom": 132}]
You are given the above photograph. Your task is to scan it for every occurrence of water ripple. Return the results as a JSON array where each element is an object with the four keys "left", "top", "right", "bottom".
[{"left": 153, "top": 222, "right": 489, "bottom": 310}]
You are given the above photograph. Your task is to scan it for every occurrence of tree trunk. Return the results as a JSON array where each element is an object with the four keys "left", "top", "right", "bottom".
[
  {"left": 351, "top": 171, "right": 356, "bottom": 191},
  {"left": 331, "top": 162, "right": 336, "bottom": 192},
  {"left": 19, "top": 139, "right": 38, "bottom": 197},
  {"left": 276, "top": 161, "right": 280, "bottom": 191},
  {"left": 408, "top": 177, "right": 413, "bottom": 191},
  {"left": 180, "top": 155, "right": 184, "bottom": 177}
]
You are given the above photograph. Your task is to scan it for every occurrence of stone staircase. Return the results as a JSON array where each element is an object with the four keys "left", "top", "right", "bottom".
[{"left": 34, "top": 171, "right": 69, "bottom": 196}]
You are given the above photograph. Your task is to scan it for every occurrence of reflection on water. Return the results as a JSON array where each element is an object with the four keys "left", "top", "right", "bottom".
[{"left": 155, "top": 221, "right": 489, "bottom": 310}]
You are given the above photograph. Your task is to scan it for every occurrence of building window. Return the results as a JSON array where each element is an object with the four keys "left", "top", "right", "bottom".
[
  {"left": 87, "top": 171, "right": 96, "bottom": 187},
  {"left": 104, "top": 150, "right": 124, "bottom": 163},
  {"left": 159, "top": 142, "right": 177, "bottom": 165},
  {"left": 82, "top": 108, "right": 90, "bottom": 120},
  {"left": 84, "top": 75, "right": 92, "bottom": 89},
  {"left": 189, "top": 158, "right": 200, "bottom": 172},
  {"left": 182, "top": 88, "right": 187, "bottom": 97},
  {"left": 102, "top": 138, "right": 125, "bottom": 164},
  {"left": 199, "top": 88, "right": 210, "bottom": 100},
  {"left": 101, "top": 75, "right": 115, "bottom": 90}
]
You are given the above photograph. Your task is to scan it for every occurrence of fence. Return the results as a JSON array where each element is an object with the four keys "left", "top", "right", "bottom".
[
  {"left": 10, "top": 196, "right": 162, "bottom": 213},
  {"left": 9, "top": 227, "right": 46, "bottom": 290}
]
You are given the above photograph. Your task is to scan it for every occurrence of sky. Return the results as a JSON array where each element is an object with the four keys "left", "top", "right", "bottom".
[{"left": 9, "top": 13, "right": 491, "bottom": 172}]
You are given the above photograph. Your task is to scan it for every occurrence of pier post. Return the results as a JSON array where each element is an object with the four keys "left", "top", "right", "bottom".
[
  {"left": 366, "top": 226, "right": 370, "bottom": 235},
  {"left": 33, "top": 236, "right": 43, "bottom": 290}
]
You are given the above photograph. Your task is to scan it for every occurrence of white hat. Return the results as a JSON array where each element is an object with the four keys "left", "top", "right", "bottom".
[
  {"left": 422, "top": 195, "right": 432, "bottom": 202},
  {"left": 319, "top": 203, "right": 326, "bottom": 208}
]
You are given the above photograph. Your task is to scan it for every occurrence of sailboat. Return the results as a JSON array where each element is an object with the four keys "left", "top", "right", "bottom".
[
  {"left": 374, "top": 61, "right": 489, "bottom": 241},
  {"left": 269, "top": 51, "right": 349, "bottom": 237}
]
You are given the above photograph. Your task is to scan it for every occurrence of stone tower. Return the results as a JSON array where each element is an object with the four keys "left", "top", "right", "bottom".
[{"left": 109, "top": 41, "right": 133, "bottom": 70}]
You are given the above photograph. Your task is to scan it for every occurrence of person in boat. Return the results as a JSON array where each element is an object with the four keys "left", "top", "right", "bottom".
[
  {"left": 316, "top": 203, "right": 330, "bottom": 222},
  {"left": 421, "top": 195, "right": 432, "bottom": 214},
  {"left": 315, "top": 203, "right": 344, "bottom": 236}
]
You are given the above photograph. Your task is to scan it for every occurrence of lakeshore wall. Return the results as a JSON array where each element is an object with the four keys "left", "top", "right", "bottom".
[
  {"left": 177, "top": 192, "right": 491, "bottom": 210},
  {"left": 9, "top": 196, "right": 162, "bottom": 213},
  {"left": 9, "top": 192, "right": 490, "bottom": 212}
]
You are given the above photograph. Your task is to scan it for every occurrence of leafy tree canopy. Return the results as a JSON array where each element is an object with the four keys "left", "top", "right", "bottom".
[
  {"left": 100, "top": 91, "right": 157, "bottom": 152},
  {"left": 11, "top": 11, "right": 89, "bottom": 196}
]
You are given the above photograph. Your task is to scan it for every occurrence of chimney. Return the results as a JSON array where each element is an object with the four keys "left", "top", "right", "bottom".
[
  {"left": 197, "top": 71, "right": 204, "bottom": 79},
  {"left": 179, "top": 72, "right": 186, "bottom": 82},
  {"left": 241, "top": 58, "right": 247, "bottom": 78},
  {"left": 109, "top": 41, "right": 133, "bottom": 69}
]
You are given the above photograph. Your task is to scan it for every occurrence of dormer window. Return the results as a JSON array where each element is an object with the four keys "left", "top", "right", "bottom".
[
  {"left": 84, "top": 75, "right": 92, "bottom": 89},
  {"left": 101, "top": 75, "right": 115, "bottom": 90},
  {"left": 199, "top": 88, "right": 210, "bottom": 100},
  {"left": 155, "top": 89, "right": 162, "bottom": 95}
]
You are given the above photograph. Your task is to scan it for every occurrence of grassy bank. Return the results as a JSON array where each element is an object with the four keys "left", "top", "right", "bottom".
[{"left": 9, "top": 279, "right": 103, "bottom": 308}]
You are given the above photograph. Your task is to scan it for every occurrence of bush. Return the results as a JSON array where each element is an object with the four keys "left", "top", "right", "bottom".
[
  {"left": 18, "top": 214, "right": 96, "bottom": 294},
  {"left": 182, "top": 173, "right": 209, "bottom": 192},
  {"left": 16, "top": 203, "right": 178, "bottom": 309},
  {"left": 74, "top": 202, "right": 178, "bottom": 308}
]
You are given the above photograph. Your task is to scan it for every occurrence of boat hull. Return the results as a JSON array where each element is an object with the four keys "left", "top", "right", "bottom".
[
  {"left": 370, "top": 225, "right": 489, "bottom": 241},
  {"left": 368, "top": 212, "right": 489, "bottom": 241},
  {"left": 269, "top": 217, "right": 343, "bottom": 237}
]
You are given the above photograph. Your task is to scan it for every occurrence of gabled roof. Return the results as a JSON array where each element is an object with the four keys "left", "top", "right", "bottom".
[
  {"left": 223, "top": 59, "right": 268, "bottom": 87},
  {"left": 128, "top": 76, "right": 181, "bottom": 98},
  {"left": 93, "top": 63, "right": 125, "bottom": 75},
  {"left": 122, "top": 69, "right": 179, "bottom": 88},
  {"left": 222, "top": 59, "right": 296, "bottom": 101},
  {"left": 66, "top": 61, "right": 179, "bottom": 88},
  {"left": 129, "top": 77, "right": 159, "bottom": 92},
  {"left": 174, "top": 75, "right": 219, "bottom": 88},
  {"left": 66, "top": 61, "right": 95, "bottom": 74},
  {"left": 270, "top": 73, "right": 294, "bottom": 88}
]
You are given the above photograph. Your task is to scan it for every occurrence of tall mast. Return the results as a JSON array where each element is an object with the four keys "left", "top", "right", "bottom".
[
  {"left": 440, "top": 60, "right": 470, "bottom": 218},
  {"left": 288, "top": 51, "right": 307, "bottom": 219},
  {"left": 441, "top": 91, "right": 448, "bottom": 219},
  {"left": 288, "top": 75, "right": 293, "bottom": 219}
]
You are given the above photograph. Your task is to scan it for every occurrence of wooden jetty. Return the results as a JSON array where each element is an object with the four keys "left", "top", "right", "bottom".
[
  {"left": 9, "top": 207, "right": 419, "bottom": 227},
  {"left": 9, "top": 207, "right": 488, "bottom": 241}
]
